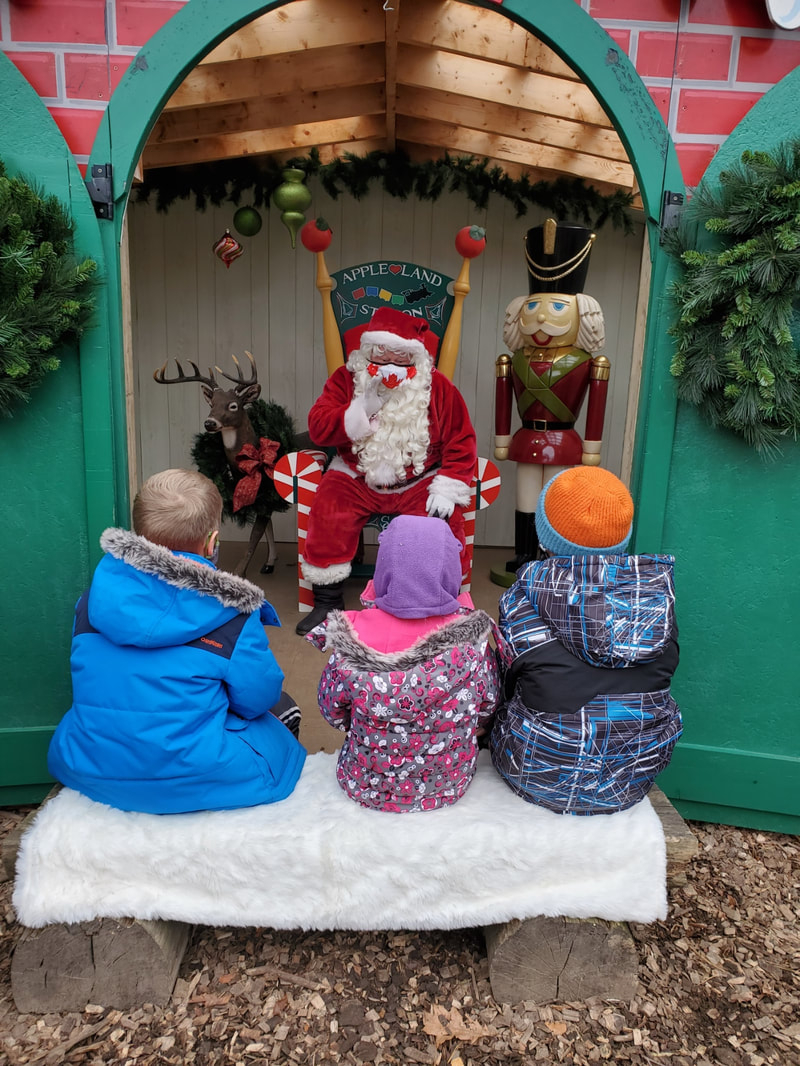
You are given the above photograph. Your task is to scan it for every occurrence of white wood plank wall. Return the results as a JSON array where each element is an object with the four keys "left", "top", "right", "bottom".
[{"left": 127, "top": 186, "right": 645, "bottom": 546}]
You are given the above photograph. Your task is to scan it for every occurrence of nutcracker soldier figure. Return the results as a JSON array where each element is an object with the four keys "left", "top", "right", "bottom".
[{"left": 491, "top": 218, "right": 610, "bottom": 587}]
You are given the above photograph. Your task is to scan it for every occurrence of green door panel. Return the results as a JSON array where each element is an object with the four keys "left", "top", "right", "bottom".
[
  {"left": 656, "top": 71, "right": 800, "bottom": 831},
  {"left": 0, "top": 53, "right": 113, "bottom": 805}
]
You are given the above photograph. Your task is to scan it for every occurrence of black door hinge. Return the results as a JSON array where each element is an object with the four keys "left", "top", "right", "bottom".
[
  {"left": 86, "top": 163, "right": 114, "bottom": 220},
  {"left": 660, "top": 190, "right": 684, "bottom": 242}
]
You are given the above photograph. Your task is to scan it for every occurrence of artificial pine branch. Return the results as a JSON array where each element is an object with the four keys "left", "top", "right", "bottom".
[
  {"left": 0, "top": 159, "right": 96, "bottom": 416},
  {"left": 135, "top": 149, "right": 635, "bottom": 233}
]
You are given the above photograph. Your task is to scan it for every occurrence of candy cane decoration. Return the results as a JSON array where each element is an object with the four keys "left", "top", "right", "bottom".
[
  {"left": 273, "top": 450, "right": 327, "bottom": 612},
  {"left": 461, "top": 457, "right": 502, "bottom": 594}
]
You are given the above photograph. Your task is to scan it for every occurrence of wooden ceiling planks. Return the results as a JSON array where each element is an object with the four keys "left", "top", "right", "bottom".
[{"left": 143, "top": 0, "right": 637, "bottom": 201}]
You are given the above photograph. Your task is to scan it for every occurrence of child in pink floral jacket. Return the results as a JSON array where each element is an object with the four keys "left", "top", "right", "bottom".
[{"left": 306, "top": 515, "right": 500, "bottom": 813}]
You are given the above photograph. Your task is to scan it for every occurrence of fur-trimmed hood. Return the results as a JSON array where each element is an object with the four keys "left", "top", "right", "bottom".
[
  {"left": 316, "top": 607, "right": 494, "bottom": 672},
  {"left": 91, "top": 528, "right": 278, "bottom": 649}
]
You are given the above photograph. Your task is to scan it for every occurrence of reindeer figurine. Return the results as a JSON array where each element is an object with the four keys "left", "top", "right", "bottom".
[{"left": 153, "top": 351, "right": 297, "bottom": 578}]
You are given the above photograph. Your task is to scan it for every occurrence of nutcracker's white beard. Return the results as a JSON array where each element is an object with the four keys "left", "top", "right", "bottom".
[{"left": 348, "top": 347, "right": 432, "bottom": 488}]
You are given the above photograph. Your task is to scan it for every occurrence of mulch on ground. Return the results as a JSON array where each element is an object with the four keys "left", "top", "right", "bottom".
[{"left": 1, "top": 804, "right": 798, "bottom": 1066}]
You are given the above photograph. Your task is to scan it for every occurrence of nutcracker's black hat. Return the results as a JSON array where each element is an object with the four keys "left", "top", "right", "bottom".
[{"left": 524, "top": 219, "right": 596, "bottom": 295}]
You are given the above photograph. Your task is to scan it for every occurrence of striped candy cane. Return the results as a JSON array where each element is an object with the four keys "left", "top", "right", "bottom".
[
  {"left": 273, "top": 450, "right": 327, "bottom": 612},
  {"left": 462, "top": 457, "right": 502, "bottom": 594}
]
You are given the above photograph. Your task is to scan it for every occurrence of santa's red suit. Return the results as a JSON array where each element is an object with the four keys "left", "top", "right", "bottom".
[{"left": 296, "top": 307, "right": 477, "bottom": 634}]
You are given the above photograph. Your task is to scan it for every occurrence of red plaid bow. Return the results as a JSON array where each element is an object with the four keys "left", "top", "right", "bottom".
[{"left": 233, "top": 437, "right": 280, "bottom": 512}]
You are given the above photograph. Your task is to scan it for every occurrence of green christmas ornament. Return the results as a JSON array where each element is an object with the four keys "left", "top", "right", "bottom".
[
  {"left": 233, "top": 205, "right": 262, "bottom": 237},
  {"left": 271, "top": 168, "right": 312, "bottom": 247}
]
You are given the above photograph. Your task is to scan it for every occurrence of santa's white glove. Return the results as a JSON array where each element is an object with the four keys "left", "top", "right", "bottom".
[
  {"left": 361, "top": 374, "right": 385, "bottom": 419},
  {"left": 426, "top": 492, "right": 455, "bottom": 520}
]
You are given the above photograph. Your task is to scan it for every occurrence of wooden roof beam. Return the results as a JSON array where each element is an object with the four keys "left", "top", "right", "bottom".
[
  {"left": 151, "top": 84, "right": 385, "bottom": 146},
  {"left": 399, "top": 0, "right": 579, "bottom": 80},
  {"left": 384, "top": 0, "right": 400, "bottom": 151},
  {"left": 200, "top": 0, "right": 384, "bottom": 64},
  {"left": 166, "top": 43, "right": 385, "bottom": 111},
  {"left": 143, "top": 115, "right": 386, "bottom": 169},
  {"left": 396, "top": 115, "right": 636, "bottom": 189},
  {"left": 397, "top": 42, "right": 611, "bottom": 127},
  {"left": 397, "top": 84, "right": 629, "bottom": 163},
  {"left": 267, "top": 139, "right": 388, "bottom": 168}
]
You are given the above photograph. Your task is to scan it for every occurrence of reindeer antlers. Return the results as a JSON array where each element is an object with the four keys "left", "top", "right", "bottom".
[
  {"left": 152, "top": 361, "right": 218, "bottom": 388},
  {"left": 214, "top": 350, "right": 258, "bottom": 388},
  {"left": 153, "top": 351, "right": 259, "bottom": 391}
]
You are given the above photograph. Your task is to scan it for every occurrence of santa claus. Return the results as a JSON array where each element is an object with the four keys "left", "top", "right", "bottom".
[{"left": 296, "top": 306, "right": 477, "bottom": 634}]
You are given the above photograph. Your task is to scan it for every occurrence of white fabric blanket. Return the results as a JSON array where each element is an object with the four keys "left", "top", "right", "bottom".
[{"left": 13, "top": 751, "right": 667, "bottom": 930}]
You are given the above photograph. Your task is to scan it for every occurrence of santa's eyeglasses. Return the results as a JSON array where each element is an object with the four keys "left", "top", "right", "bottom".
[{"left": 371, "top": 343, "right": 413, "bottom": 364}]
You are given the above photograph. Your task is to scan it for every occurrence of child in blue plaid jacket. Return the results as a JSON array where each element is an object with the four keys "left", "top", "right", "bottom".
[{"left": 490, "top": 466, "right": 682, "bottom": 815}]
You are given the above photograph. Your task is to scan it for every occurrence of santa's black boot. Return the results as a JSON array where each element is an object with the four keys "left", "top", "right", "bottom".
[
  {"left": 504, "top": 510, "right": 544, "bottom": 575},
  {"left": 295, "top": 581, "right": 345, "bottom": 636}
]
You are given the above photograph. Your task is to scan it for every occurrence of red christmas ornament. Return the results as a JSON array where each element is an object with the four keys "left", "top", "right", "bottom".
[
  {"left": 300, "top": 217, "right": 334, "bottom": 253},
  {"left": 213, "top": 229, "right": 244, "bottom": 268},
  {"left": 455, "top": 225, "right": 487, "bottom": 259}
]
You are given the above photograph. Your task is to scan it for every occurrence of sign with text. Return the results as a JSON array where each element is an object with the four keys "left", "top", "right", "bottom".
[{"left": 330, "top": 260, "right": 455, "bottom": 341}]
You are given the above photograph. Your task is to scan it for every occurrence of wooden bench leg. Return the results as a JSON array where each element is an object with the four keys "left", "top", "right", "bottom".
[
  {"left": 12, "top": 917, "right": 192, "bottom": 1013},
  {"left": 484, "top": 915, "right": 638, "bottom": 1005}
]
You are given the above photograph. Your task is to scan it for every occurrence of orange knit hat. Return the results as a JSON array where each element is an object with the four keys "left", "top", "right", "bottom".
[{"left": 536, "top": 467, "right": 634, "bottom": 555}]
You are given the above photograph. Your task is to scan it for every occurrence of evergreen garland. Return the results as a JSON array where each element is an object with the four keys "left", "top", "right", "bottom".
[
  {"left": 666, "top": 140, "right": 800, "bottom": 455},
  {"left": 0, "top": 159, "right": 96, "bottom": 416},
  {"left": 190, "top": 399, "right": 297, "bottom": 525},
  {"left": 134, "top": 148, "right": 635, "bottom": 233}
]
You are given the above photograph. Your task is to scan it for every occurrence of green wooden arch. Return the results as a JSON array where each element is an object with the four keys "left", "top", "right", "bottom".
[
  {"left": 654, "top": 67, "right": 800, "bottom": 834},
  {"left": 88, "top": 0, "right": 685, "bottom": 545},
  {"left": 0, "top": 52, "right": 115, "bottom": 801}
]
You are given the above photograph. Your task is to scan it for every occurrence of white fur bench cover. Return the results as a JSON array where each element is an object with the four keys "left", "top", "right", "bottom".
[{"left": 13, "top": 751, "right": 667, "bottom": 930}]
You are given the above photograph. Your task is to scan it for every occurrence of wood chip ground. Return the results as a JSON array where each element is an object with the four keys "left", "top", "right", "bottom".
[{"left": 1, "top": 805, "right": 798, "bottom": 1066}]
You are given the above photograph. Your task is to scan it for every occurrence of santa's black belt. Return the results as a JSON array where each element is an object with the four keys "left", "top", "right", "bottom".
[{"left": 522, "top": 419, "right": 574, "bottom": 431}]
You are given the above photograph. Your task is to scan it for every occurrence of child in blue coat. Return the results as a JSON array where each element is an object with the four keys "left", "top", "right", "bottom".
[{"left": 48, "top": 468, "right": 306, "bottom": 814}]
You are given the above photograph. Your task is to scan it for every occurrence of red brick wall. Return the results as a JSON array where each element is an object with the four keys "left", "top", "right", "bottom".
[
  {"left": 587, "top": 0, "right": 800, "bottom": 186},
  {"left": 1, "top": 0, "right": 186, "bottom": 171},
  {"left": 1, "top": 0, "right": 797, "bottom": 188}
]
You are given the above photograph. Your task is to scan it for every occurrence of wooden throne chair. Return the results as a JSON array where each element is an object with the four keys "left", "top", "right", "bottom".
[{"left": 273, "top": 230, "right": 501, "bottom": 614}]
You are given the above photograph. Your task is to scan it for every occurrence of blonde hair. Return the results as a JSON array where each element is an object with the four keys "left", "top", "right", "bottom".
[{"left": 132, "top": 469, "right": 222, "bottom": 551}]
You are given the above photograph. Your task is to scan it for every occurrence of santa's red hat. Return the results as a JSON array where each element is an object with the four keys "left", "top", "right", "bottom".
[{"left": 347, "top": 306, "right": 439, "bottom": 361}]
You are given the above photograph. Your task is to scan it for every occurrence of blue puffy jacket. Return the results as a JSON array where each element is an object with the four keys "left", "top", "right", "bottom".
[{"left": 48, "top": 528, "right": 305, "bottom": 814}]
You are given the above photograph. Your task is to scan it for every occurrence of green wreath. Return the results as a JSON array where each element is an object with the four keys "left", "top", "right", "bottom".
[
  {"left": 0, "top": 160, "right": 96, "bottom": 417},
  {"left": 666, "top": 140, "right": 800, "bottom": 455}
]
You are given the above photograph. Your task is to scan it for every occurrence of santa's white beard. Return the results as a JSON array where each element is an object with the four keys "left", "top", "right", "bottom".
[{"left": 349, "top": 353, "right": 432, "bottom": 488}]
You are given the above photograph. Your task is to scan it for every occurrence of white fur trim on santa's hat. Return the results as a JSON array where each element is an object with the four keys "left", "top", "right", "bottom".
[{"left": 360, "top": 330, "right": 429, "bottom": 359}]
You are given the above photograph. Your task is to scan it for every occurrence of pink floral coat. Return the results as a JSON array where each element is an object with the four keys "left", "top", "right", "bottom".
[{"left": 307, "top": 608, "right": 500, "bottom": 813}]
